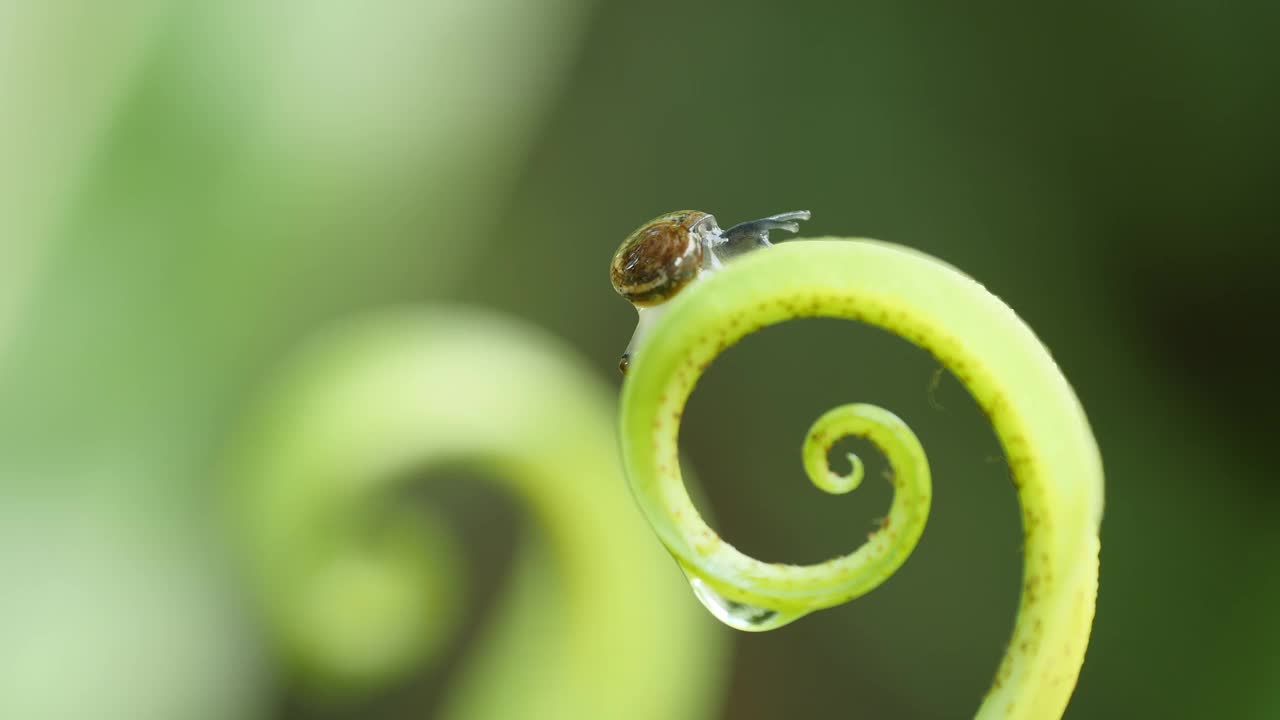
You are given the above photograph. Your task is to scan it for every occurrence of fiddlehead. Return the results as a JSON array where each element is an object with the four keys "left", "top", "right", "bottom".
[
  {"left": 226, "top": 308, "right": 723, "bottom": 719},
  {"left": 618, "top": 238, "right": 1103, "bottom": 719}
]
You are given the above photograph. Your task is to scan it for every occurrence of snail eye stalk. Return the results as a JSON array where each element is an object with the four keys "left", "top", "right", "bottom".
[{"left": 716, "top": 210, "right": 812, "bottom": 262}]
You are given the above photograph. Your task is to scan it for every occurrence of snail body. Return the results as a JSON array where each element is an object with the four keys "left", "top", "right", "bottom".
[{"left": 610, "top": 209, "right": 810, "bottom": 373}]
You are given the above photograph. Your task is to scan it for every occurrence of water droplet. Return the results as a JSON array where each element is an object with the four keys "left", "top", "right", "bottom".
[{"left": 685, "top": 576, "right": 803, "bottom": 632}]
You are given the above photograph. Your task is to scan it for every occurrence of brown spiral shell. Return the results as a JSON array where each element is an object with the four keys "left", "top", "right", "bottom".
[{"left": 609, "top": 211, "right": 711, "bottom": 307}]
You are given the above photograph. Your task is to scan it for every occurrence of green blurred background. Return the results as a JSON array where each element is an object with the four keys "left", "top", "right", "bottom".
[{"left": 2, "top": 1, "right": 1277, "bottom": 718}]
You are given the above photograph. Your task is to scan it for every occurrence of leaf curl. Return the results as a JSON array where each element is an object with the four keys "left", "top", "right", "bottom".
[
  {"left": 227, "top": 308, "right": 724, "bottom": 719},
  {"left": 619, "top": 239, "right": 1103, "bottom": 719}
]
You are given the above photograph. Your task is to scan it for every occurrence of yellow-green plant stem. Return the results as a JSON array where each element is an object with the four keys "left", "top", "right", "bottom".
[
  {"left": 227, "top": 308, "right": 723, "bottom": 720},
  {"left": 619, "top": 239, "right": 1103, "bottom": 719}
]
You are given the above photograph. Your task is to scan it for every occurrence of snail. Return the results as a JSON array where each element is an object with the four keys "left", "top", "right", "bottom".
[{"left": 610, "top": 210, "right": 810, "bottom": 374}]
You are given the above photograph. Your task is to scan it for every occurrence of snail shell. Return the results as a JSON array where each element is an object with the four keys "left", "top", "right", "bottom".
[{"left": 609, "top": 211, "right": 718, "bottom": 307}]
